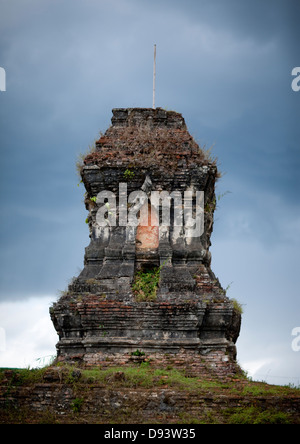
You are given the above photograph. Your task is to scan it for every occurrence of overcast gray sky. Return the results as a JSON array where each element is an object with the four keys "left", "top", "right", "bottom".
[{"left": 0, "top": 0, "right": 299, "bottom": 385}]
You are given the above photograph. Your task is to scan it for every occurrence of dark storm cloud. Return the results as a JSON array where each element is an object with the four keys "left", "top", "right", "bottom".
[
  {"left": 0, "top": 0, "right": 299, "bottom": 384},
  {"left": 0, "top": 0, "right": 299, "bottom": 298},
  {"left": 151, "top": 0, "right": 300, "bottom": 44}
]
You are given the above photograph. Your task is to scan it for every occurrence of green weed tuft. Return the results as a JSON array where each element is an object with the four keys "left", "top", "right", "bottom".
[{"left": 132, "top": 265, "right": 161, "bottom": 301}]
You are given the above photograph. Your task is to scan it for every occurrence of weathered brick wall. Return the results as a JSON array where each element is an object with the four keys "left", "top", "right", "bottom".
[
  {"left": 50, "top": 108, "right": 241, "bottom": 368},
  {"left": 51, "top": 294, "right": 240, "bottom": 369},
  {"left": 81, "top": 349, "right": 239, "bottom": 378}
]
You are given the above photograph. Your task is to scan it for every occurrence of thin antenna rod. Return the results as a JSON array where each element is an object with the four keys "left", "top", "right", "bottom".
[{"left": 153, "top": 44, "right": 156, "bottom": 109}]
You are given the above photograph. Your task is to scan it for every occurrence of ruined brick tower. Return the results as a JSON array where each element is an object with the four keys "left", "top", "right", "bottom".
[{"left": 50, "top": 108, "right": 241, "bottom": 375}]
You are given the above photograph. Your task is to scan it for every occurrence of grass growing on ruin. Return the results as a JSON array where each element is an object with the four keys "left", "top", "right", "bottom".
[
  {"left": 224, "top": 406, "right": 292, "bottom": 424},
  {"left": 84, "top": 125, "right": 220, "bottom": 173},
  {"left": 2, "top": 364, "right": 297, "bottom": 397},
  {"left": 79, "top": 366, "right": 223, "bottom": 391},
  {"left": 0, "top": 365, "right": 221, "bottom": 391},
  {"left": 132, "top": 266, "right": 161, "bottom": 301},
  {"left": 1, "top": 364, "right": 299, "bottom": 397},
  {"left": 1, "top": 365, "right": 300, "bottom": 424}
]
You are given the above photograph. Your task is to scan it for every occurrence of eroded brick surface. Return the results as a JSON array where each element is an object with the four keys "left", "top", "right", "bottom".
[{"left": 50, "top": 108, "right": 241, "bottom": 374}]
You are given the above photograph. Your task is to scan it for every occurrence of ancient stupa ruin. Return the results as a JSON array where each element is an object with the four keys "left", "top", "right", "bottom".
[{"left": 50, "top": 108, "right": 241, "bottom": 376}]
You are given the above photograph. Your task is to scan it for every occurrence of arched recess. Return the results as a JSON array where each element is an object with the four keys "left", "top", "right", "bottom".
[{"left": 135, "top": 201, "right": 159, "bottom": 250}]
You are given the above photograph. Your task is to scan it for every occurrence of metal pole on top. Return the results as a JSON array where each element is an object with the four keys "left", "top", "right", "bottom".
[{"left": 153, "top": 44, "right": 156, "bottom": 109}]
